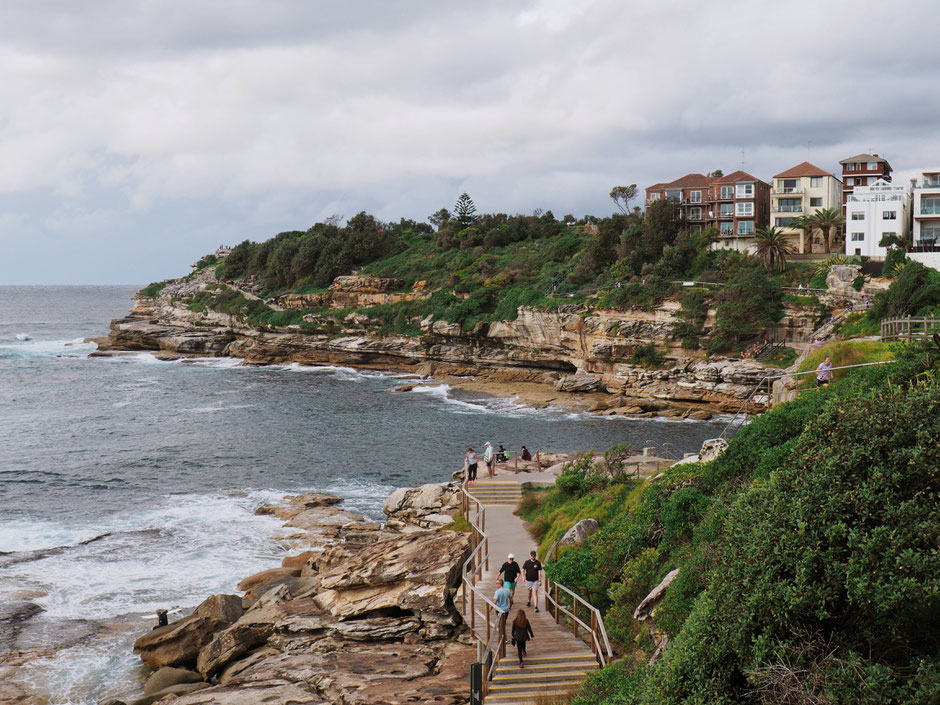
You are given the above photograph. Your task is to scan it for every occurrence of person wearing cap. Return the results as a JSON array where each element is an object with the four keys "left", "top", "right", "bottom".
[
  {"left": 522, "top": 550, "right": 542, "bottom": 612},
  {"left": 483, "top": 442, "right": 495, "bottom": 478},
  {"left": 498, "top": 553, "right": 522, "bottom": 602}
]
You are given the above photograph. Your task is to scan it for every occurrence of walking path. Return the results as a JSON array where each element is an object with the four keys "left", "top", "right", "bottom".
[{"left": 464, "top": 471, "right": 601, "bottom": 705}]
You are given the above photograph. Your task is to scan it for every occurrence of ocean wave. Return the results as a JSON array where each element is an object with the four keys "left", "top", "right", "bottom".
[{"left": 0, "top": 337, "right": 96, "bottom": 359}]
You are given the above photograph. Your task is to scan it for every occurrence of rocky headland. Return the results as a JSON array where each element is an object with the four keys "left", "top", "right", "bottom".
[
  {"left": 95, "top": 271, "right": 820, "bottom": 416},
  {"left": 108, "top": 483, "right": 472, "bottom": 705}
]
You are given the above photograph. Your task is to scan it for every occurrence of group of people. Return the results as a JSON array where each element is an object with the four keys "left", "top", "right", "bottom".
[
  {"left": 493, "top": 551, "right": 543, "bottom": 668},
  {"left": 463, "top": 442, "right": 532, "bottom": 482}
]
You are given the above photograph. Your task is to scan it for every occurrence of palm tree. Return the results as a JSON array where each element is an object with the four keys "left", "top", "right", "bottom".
[
  {"left": 809, "top": 207, "right": 845, "bottom": 254},
  {"left": 754, "top": 225, "right": 795, "bottom": 273},
  {"left": 789, "top": 214, "right": 815, "bottom": 255}
]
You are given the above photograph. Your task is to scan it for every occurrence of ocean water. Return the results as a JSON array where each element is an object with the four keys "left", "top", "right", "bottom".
[{"left": 0, "top": 285, "right": 726, "bottom": 704}]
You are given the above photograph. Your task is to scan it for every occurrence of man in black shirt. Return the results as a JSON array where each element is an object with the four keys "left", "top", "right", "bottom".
[
  {"left": 498, "top": 553, "right": 522, "bottom": 602},
  {"left": 522, "top": 550, "right": 543, "bottom": 612}
]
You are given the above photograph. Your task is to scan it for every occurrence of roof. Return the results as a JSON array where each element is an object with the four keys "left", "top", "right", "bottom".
[
  {"left": 713, "top": 170, "right": 767, "bottom": 185},
  {"left": 645, "top": 182, "right": 667, "bottom": 191},
  {"left": 839, "top": 153, "right": 889, "bottom": 165},
  {"left": 662, "top": 173, "right": 717, "bottom": 189},
  {"left": 774, "top": 161, "right": 833, "bottom": 179}
]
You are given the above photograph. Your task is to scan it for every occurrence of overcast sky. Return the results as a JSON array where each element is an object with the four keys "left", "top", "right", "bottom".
[{"left": 1, "top": 0, "right": 939, "bottom": 284}]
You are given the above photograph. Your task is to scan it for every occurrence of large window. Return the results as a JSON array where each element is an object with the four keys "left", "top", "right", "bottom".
[
  {"left": 775, "top": 217, "right": 795, "bottom": 227},
  {"left": 737, "top": 220, "right": 754, "bottom": 235},
  {"left": 736, "top": 202, "right": 754, "bottom": 217},
  {"left": 720, "top": 185, "right": 733, "bottom": 200},
  {"left": 846, "top": 178, "right": 854, "bottom": 186},
  {"left": 851, "top": 212, "right": 865, "bottom": 220},
  {"left": 689, "top": 207, "right": 701, "bottom": 220},
  {"left": 689, "top": 190, "right": 702, "bottom": 203},
  {"left": 851, "top": 232, "right": 864, "bottom": 242},
  {"left": 648, "top": 193, "right": 660, "bottom": 202},
  {"left": 922, "top": 197, "right": 940, "bottom": 215},
  {"left": 883, "top": 211, "right": 897, "bottom": 220},
  {"left": 719, "top": 203, "right": 734, "bottom": 217},
  {"left": 778, "top": 198, "right": 801, "bottom": 213},
  {"left": 867, "top": 161, "right": 878, "bottom": 170},
  {"left": 810, "top": 197, "right": 823, "bottom": 207},
  {"left": 778, "top": 179, "right": 798, "bottom": 193},
  {"left": 810, "top": 177, "right": 823, "bottom": 187},
  {"left": 736, "top": 183, "right": 754, "bottom": 198},
  {"left": 720, "top": 223, "right": 734, "bottom": 235},
  {"left": 921, "top": 225, "right": 940, "bottom": 243}
]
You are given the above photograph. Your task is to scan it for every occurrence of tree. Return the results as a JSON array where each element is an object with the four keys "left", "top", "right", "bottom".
[
  {"left": 453, "top": 193, "right": 478, "bottom": 228},
  {"left": 788, "top": 214, "right": 815, "bottom": 255},
  {"left": 809, "top": 207, "right": 845, "bottom": 254},
  {"left": 428, "top": 208, "right": 451, "bottom": 231},
  {"left": 753, "top": 225, "right": 795, "bottom": 273},
  {"left": 708, "top": 169, "right": 724, "bottom": 178},
  {"left": 609, "top": 185, "right": 638, "bottom": 214}
]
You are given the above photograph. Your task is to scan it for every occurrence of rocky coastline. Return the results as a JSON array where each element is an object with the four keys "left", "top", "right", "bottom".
[
  {"left": 107, "top": 483, "right": 473, "bottom": 705},
  {"left": 94, "top": 271, "right": 808, "bottom": 416}
]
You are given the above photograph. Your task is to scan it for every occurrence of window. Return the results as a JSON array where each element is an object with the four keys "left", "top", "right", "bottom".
[
  {"left": 775, "top": 217, "right": 795, "bottom": 227},
  {"left": 689, "top": 207, "right": 701, "bottom": 220},
  {"left": 810, "top": 197, "right": 823, "bottom": 207},
  {"left": 851, "top": 212, "right": 865, "bottom": 220},
  {"left": 922, "top": 196, "right": 940, "bottom": 214},
  {"left": 720, "top": 185, "right": 733, "bottom": 200},
  {"left": 689, "top": 191, "right": 701, "bottom": 203},
  {"left": 736, "top": 202, "right": 754, "bottom": 216},
  {"left": 846, "top": 163, "right": 856, "bottom": 171},
  {"left": 778, "top": 198, "right": 801, "bottom": 213},
  {"left": 779, "top": 179, "right": 798, "bottom": 193},
  {"left": 846, "top": 178, "right": 854, "bottom": 186},
  {"left": 851, "top": 232, "right": 864, "bottom": 242},
  {"left": 882, "top": 231, "right": 896, "bottom": 241},
  {"left": 867, "top": 161, "right": 878, "bottom": 170},
  {"left": 810, "top": 177, "right": 823, "bottom": 187},
  {"left": 719, "top": 203, "right": 734, "bottom": 217},
  {"left": 720, "top": 223, "right": 734, "bottom": 235},
  {"left": 737, "top": 220, "right": 754, "bottom": 235},
  {"left": 736, "top": 183, "right": 754, "bottom": 198},
  {"left": 648, "top": 193, "right": 660, "bottom": 202},
  {"left": 883, "top": 211, "right": 897, "bottom": 220}
]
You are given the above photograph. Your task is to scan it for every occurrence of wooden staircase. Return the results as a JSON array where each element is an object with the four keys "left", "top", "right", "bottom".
[
  {"left": 486, "top": 652, "right": 598, "bottom": 704},
  {"left": 468, "top": 479, "right": 523, "bottom": 507}
]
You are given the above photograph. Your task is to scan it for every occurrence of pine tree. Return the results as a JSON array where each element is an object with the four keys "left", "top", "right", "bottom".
[{"left": 453, "top": 193, "right": 477, "bottom": 228}]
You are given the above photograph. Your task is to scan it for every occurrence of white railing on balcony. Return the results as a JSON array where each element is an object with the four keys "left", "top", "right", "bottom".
[
  {"left": 920, "top": 205, "right": 940, "bottom": 215},
  {"left": 777, "top": 205, "right": 803, "bottom": 213},
  {"left": 774, "top": 187, "right": 804, "bottom": 194}
]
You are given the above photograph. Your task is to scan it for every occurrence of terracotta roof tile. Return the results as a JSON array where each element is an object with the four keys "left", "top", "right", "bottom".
[
  {"left": 662, "top": 173, "right": 717, "bottom": 189},
  {"left": 773, "top": 161, "right": 833, "bottom": 179},
  {"left": 839, "top": 153, "right": 888, "bottom": 165},
  {"left": 713, "top": 170, "right": 767, "bottom": 185}
]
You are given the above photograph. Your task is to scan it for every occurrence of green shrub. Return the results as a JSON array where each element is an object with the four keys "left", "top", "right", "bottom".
[
  {"left": 630, "top": 344, "right": 666, "bottom": 369},
  {"left": 139, "top": 281, "right": 167, "bottom": 298}
]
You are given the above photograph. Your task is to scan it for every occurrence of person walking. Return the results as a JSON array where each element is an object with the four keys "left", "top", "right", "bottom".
[
  {"left": 494, "top": 582, "right": 512, "bottom": 645},
  {"left": 816, "top": 355, "right": 833, "bottom": 388},
  {"left": 483, "top": 442, "right": 495, "bottom": 478},
  {"left": 522, "top": 550, "right": 542, "bottom": 612},
  {"left": 464, "top": 448, "right": 478, "bottom": 483},
  {"left": 498, "top": 553, "right": 522, "bottom": 603},
  {"left": 511, "top": 610, "right": 534, "bottom": 668}
]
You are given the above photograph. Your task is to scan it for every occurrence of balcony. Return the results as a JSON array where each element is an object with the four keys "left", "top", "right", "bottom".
[
  {"left": 776, "top": 205, "right": 803, "bottom": 213},
  {"left": 918, "top": 205, "right": 940, "bottom": 216},
  {"left": 916, "top": 180, "right": 940, "bottom": 190},
  {"left": 772, "top": 187, "right": 804, "bottom": 195}
]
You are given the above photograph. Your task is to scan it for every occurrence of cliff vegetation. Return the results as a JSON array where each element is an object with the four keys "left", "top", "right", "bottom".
[{"left": 520, "top": 341, "right": 940, "bottom": 704}]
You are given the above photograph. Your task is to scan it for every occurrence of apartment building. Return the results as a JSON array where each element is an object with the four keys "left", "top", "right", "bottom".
[
  {"left": 839, "top": 153, "right": 892, "bottom": 213},
  {"left": 843, "top": 179, "right": 910, "bottom": 259},
  {"left": 645, "top": 174, "right": 717, "bottom": 231},
  {"left": 912, "top": 170, "right": 940, "bottom": 248},
  {"left": 705, "top": 171, "right": 771, "bottom": 252},
  {"left": 770, "top": 162, "right": 843, "bottom": 253}
]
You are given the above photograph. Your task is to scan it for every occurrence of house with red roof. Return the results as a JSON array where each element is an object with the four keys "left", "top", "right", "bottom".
[
  {"left": 645, "top": 174, "right": 718, "bottom": 232},
  {"left": 770, "top": 161, "right": 842, "bottom": 253}
]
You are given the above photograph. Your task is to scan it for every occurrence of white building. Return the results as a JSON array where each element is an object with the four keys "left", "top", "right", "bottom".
[
  {"left": 843, "top": 179, "right": 911, "bottom": 259},
  {"left": 770, "top": 162, "right": 843, "bottom": 253},
  {"left": 911, "top": 170, "right": 940, "bottom": 271}
]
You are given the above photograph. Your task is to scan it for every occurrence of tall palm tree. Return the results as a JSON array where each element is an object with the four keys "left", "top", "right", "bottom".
[
  {"left": 754, "top": 225, "right": 795, "bottom": 273},
  {"left": 809, "top": 207, "right": 845, "bottom": 254},
  {"left": 789, "top": 214, "right": 815, "bottom": 255}
]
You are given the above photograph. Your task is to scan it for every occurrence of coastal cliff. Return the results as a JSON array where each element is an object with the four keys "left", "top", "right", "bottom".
[{"left": 98, "top": 271, "right": 807, "bottom": 414}]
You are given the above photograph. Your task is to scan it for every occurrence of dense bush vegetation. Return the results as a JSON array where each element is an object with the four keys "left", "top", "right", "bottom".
[{"left": 522, "top": 343, "right": 940, "bottom": 704}]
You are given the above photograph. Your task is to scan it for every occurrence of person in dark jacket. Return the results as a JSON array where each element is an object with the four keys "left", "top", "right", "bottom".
[{"left": 511, "top": 610, "right": 534, "bottom": 667}]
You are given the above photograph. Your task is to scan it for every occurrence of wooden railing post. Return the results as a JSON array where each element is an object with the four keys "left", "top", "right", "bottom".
[
  {"left": 470, "top": 587, "right": 475, "bottom": 633},
  {"left": 554, "top": 584, "right": 559, "bottom": 624},
  {"left": 514, "top": 452, "right": 518, "bottom": 474},
  {"left": 591, "top": 611, "right": 598, "bottom": 659},
  {"left": 485, "top": 603, "right": 490, "bottom": 645},
  {"left": 573, "top": 600, "right": 579, "bottom": 639},
  {"left": 536, "top": 450, "right": 541, "bottom": 469}
]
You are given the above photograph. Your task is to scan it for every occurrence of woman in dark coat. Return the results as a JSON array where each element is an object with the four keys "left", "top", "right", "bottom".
[{"left": 511, "top": 610, "right": 534, "bottom": 667}]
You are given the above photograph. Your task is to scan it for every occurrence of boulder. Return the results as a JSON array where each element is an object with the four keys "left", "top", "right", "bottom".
[
  {"left": 130, "top": 682, "right": 209, "bottom": 705},
  {"left": 384, "top": 483, "right": 461, "bottom": 530},
  {"left": 133, "top": 594, "right": 243, "bottom": 669},
  {"left": 281, "top": 551, "right": 317, "bottom": 570},
  {"left": 634, "top": 568, "right": 680, "bottom": 621},
  {"left": 554, "top": 374, "right": 605, "bottom": 393},
  {"left": 558, "top": 518, "right": 599, "bottom": 547},
  {"left": 698, "top": 438, "right": 728, "bottom": 463},
  {"left": 688, "top": 410, "right": 713, "bottom": 420},
  {"left": 143, "top": 667, "right": 204, "bottom": 695},
  {"left": 236, "top": 567, "right": 301, "bottom": 600}
]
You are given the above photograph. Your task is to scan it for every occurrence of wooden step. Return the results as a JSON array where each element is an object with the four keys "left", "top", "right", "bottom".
[
  {"left": 489, "top": 678, "right": 588, "bottom": 695},
  {"left": 493, "top": 663, "right": 596, "bottom": 680}
]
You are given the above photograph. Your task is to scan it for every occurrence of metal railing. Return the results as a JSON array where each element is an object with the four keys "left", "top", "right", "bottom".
[{"left": 544, "top": 541, "right": 613, "bottom": 668}]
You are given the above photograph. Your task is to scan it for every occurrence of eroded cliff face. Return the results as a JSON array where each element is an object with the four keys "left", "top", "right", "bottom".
[{"left": 99, "top": 274, "right": 784, "bottom": 412}]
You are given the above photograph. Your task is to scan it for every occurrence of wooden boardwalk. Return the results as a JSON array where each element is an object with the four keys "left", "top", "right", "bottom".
[{"left": 464, "top": 478, "right": 599, "bottom": 704}]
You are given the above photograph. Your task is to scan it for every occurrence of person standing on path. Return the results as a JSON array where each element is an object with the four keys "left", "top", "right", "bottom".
[
  {"left": 494, "top": 582, "right": 512, "bottom": 645},
  {"left": 464, "top": 448, "right": 478, "bottom": 483},
  {"left": 498, "top": 553, "right": 522, "bottom": 603},
  {"left": 511, "top": 610, "right": 534, "bottom": 668},
  {"left": 816, "top": 355, "right": 833, "bottom": 388},
  {"left": 522, "top": 550, "right": 542, "bottom": 612},
  {"left": 483, "top": 442, "right": 495, "bottom": 478}
]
